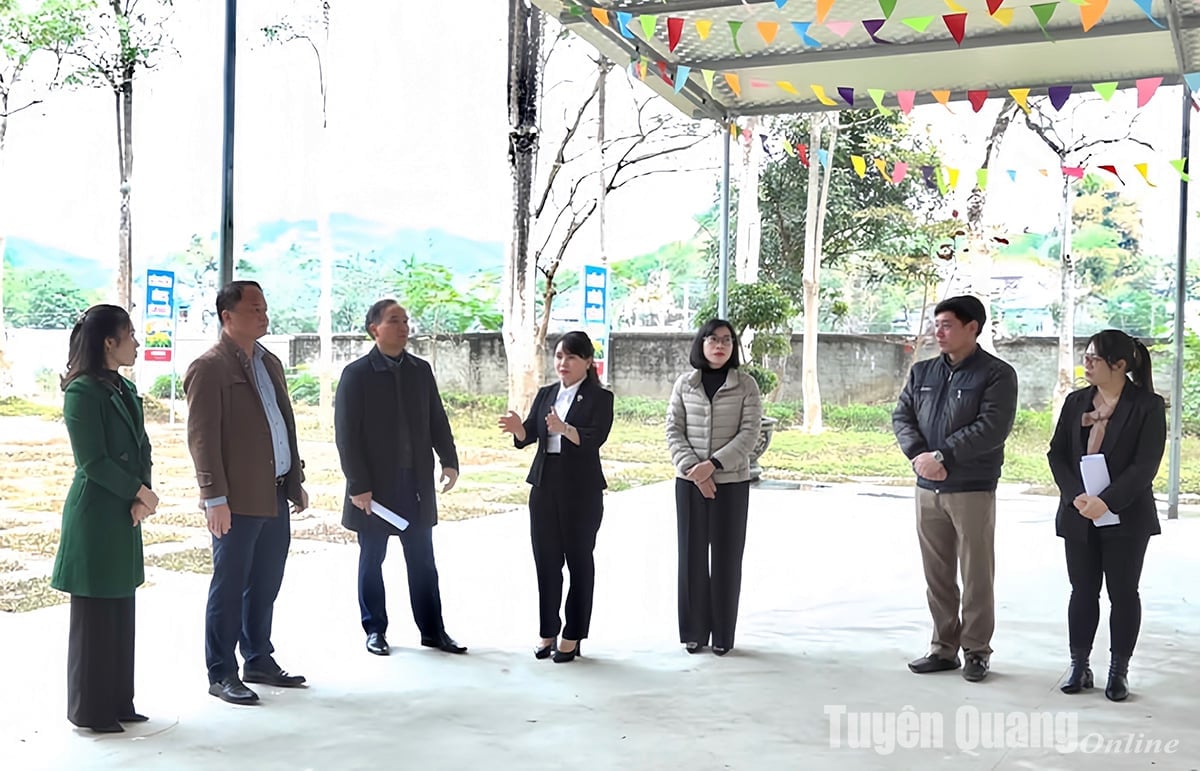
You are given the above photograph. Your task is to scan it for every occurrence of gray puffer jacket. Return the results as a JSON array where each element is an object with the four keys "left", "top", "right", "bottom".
[{"left": 666, "top": 368, "right": 763, "bottom": 484}]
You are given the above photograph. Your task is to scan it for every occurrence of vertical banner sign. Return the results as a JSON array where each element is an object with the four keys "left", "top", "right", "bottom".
[
  {"left": 143, "top": 269, "right": 176, "bottom": 362},
  {"left": 582, "top": 264, "right": 609, "bottom": 383}
]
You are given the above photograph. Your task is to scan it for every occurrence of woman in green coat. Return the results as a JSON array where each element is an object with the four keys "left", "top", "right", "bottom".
[{"left": 50, "top": 305, "right": 158, "bottom": 733}]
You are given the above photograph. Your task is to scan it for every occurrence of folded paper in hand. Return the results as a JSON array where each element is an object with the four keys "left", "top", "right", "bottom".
[
  {"left": 370, "top": 500, "right": 410, "bottom": 531},
  {"left": 1079, "top": 454, "right": 1120, "bottom": 528}
]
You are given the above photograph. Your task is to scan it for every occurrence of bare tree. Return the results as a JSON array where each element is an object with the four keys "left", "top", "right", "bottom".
[
  {"left": 1018, "top": 100, "right": 1153, "bottom": 419},
  {"left": 799, "top": 113, "right": 838, "bottom": 433},
  {"left": 66, "top": 0, "right": 175, "bottom": 312},
  {"left": 263, "top": 1, "right": 336, "bottom": 428},
  {"left": 505, "top": 8, "right": 709, "bottom": 412}
]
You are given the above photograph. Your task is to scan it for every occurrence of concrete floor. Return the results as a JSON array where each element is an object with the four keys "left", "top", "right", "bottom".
[{"left": 2, "top": 481, "right": 1198, "bottom": 770}]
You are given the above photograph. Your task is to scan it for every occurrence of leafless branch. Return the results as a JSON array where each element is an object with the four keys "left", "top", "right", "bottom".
[
  {"left": 0, "top": 98, "right": 42, "bottom": 118},
  {"left": 533, "top": 72, "right": 601, "bottom": 218}
]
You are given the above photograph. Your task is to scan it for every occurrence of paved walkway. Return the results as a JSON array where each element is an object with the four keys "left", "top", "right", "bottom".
[{"left": 2, "top": 481, "right": 1198, "bottom": 770}]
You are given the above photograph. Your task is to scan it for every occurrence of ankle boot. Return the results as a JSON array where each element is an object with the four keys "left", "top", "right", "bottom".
[
  {"left": 1105, "top": 654, "right": 1130, "bottom": 702},
  {"left": 1060, "top": 649, "right": 1093, "bottom": 694}
]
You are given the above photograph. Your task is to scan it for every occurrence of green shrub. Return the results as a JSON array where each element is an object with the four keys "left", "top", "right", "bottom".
[
  {"left": 442, "top": 392, "right": 506, "bottom": 416},
  {"left": 286, "top": 372, "right": 330, "bottom": 406},
  {"left": 613, "top": 396, "right": 668, "bottom": 425},
  {"left": 823, "top": 404, "right": 894, "bottom": 432},
  {"left": 762, "top": 402, "right": 802, "bottom": 427},
  {"left": 742, "top": 364, "right": 779, "bottom": 399},
  {"left": 149, "top": 374, "right": 182, "bottom": 399}
]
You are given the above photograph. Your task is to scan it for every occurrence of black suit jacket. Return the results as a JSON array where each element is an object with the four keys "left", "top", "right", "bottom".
[
  {"left": 515, "top": 377, "right": 614, "bottom": 490},
  {"left": 335, "top": 347, "right": 459, "bottom": 533},
  {"left": 1047, "top": 382, "right": 1165, "bottom": 542}
]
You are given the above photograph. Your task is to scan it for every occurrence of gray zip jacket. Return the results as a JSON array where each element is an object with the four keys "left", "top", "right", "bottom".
[{"left": 666, "top": 368, "right": 763, "bottom": 483}]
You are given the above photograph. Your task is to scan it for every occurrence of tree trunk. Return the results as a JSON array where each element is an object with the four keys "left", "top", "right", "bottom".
[
  {"left": 316, "top": 1, "right": 334, "bottom": 429},
  {"left": 1053, "top": 177, "right": 1075, "bottom": 423},
  {"left": 114, "top": 68, "right": 134, "bottom": 311},
  {"left": 801, "top": 116, "right": 836, "bottom": 433},
  {"left": 734, "top": 116, "right": 761, "bottom": 283},
  {"left": 0, "top": 101, "right": 12, "bottom": 397},
  {"left": 504, "top": 0, "right": 543, "bottom": 414}
]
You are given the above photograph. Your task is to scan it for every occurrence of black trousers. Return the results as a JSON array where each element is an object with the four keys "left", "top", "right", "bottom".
[
  {"left": 529, "top": 456, "right": 604, "bottom": 640},
  {"left": 205, "top": 486, "right": 291, "bottom": 683},
  {"left": 1064, "top": 528, "right": 1152, "bottom": 658},
  {"left": 67, "top": 594, "right": 135, "bottom": 728},
  {"left": 676, "top": 478, "right": 750, "bottom": 650},
  {"left": 357, "top": 521, "right": 446, "bottom": 640}
]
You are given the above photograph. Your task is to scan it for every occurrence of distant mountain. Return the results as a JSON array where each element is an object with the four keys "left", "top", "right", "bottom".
[
  {"left": 242, "top": 214, "right": 505, "bottom": 276},
  {"left": 3, "top": 216, "right": 507, "bottom": 293},
  {"left": 3, "top": 237, "right": 110, "bottom": 289}
]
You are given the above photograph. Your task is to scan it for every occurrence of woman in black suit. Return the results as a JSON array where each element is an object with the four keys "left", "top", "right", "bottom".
[
  {"left": 1047, "top": 329, "right": 1165, "bottom": 702},
  {"left": 499, "top": 331, "right": 614, "bottom": 663}
]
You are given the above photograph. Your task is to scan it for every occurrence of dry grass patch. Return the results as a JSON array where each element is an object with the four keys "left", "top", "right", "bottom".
[
  {"left": 0, "top": 558, "right": 24, "bottom": 573},
  {"left": 146, "top": 547, "right": 213, "bottom": 574},
  {"left": 0, "top": 576, "right": 67, "bottom": 612},
  {"left": 293, "top": 521, "right": 357, "bottom": 545}
]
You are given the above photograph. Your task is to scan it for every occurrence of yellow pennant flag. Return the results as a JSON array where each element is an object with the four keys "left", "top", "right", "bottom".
[
  {"left": 696, "top": 19, "right": 714, "bottom": 39},
  {"left": 724, "top": 73, "right": 742, "bottom": 97},
  {"left": 777, "top": 81, "right": 800, "bottom": 95},
  {"left": 782, "top": 139, "right": 796, "bottom": 156},
  {"left": 810, "top": 84, "right": 838, "bottom": 106},
  {"left": 991, "top": 8, "right": 1015, "bottom": 25},
  {"left": 944, "top": 0, "right": 967, "bottom": 11},
  {"left": 1134, "top": 162, "right": 1156, "bottom": 187},
  {"left": 946, "top": 167, "right": 960, "bottom": 188},
  {"left": 874, "top": 158, "right": 890, "bottom": 181},
  {"left": 1008, "top": 88, "right": 1032, "bottom": 113},
  {"left": 852, "top": 155, "right": 868, "bottom": 178}
]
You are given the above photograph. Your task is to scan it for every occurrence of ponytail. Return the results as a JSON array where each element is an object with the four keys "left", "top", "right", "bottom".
[{"left": 1129, "top": 337, "right": 1153, "bottom": 391}]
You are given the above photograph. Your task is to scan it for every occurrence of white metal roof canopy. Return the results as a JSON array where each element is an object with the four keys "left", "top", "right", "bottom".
[{"left": 533, "top": 0, "right": 1200, "bottom": 117}]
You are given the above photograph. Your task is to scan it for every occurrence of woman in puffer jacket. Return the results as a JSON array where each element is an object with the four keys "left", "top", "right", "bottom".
[{"left": 666, "top": 319, "right": 762, "bottom": 656}]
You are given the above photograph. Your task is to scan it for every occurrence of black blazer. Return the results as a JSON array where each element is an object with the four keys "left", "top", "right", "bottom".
[
  {"left": 515, "top": 377, "right": 614, "bottom": 490},
  {"left": 335, "top": 347, "right": 459, "bottom": 533},
  {"left": 1047, "top": 382, "right": 1165, "bottom": 542}
]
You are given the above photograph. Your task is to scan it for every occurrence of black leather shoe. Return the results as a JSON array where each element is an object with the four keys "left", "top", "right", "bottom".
[
  {"left": 366, "top": 632, "right": 390, "bottom": 656},
  {"left": 712, "top": 646, "right": 731, "bottom": 656},
  {"left": 1061, "top": 649, "right": 1094, "bottom": 694},
  {"left": 908, "top": 654, "right": 961, "bottom": 674},
  {"left": 535, "top": 641, "right": 555, "bottom": 659},
  {"left": 243, "top": 663, "right": 307, "bottom": 688},
  {"left": 119, "top": 713, "right": 149, "bottom": 723},
  {"left": 209, "top": 676, "right": 259, "bottom": 705},
  {"left": 685, "top": 642, "right": 706, "bottom": 654},
  {"left": 1106, "top": 655, "right": 1131, "bottom": 702},
  {"left": 553, "top": 640, "right": 581, "bottom": 663},
  {"left": 421, "top": 633, "right": 468, "bottom": 654},
  {"left": 963, "top": 653, "right": 989, "bottom": 682}
]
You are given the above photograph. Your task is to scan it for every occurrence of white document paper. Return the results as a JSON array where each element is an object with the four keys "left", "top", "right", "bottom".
[
  {"left": 1079, "top": 454, "right": 1120, "bottom": 527},
  {"left": 370, "top": 500, "right": 410, "bottom": 531}
]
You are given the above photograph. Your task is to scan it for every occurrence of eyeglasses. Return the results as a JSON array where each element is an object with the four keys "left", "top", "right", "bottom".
[
  {"left": 1082, "top": 353, "right": 1104, "bottom": 364},
  {"left": 705, "top": 335, "right": 733, "bottom": 346}
]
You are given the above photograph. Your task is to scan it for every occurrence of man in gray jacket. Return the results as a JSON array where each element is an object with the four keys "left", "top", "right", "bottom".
[{"left": 892, "top": 295, "right": 1018, "bottom": 683}]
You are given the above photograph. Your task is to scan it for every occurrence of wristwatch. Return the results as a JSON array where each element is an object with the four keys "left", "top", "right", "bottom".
[{"left": 932, "top": 450, "right": 945, "bottom": 464}]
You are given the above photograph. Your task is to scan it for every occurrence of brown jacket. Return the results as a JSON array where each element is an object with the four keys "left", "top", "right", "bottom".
[{"left": 183, "top": 334, "right": 305, "bottom": 517}]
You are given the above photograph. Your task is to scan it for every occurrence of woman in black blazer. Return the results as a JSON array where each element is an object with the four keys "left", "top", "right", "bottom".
[
  {"left": 1047, "top": 329, "right": 1165, "bottom": 702},
  {"left": 499, "top": 331, "right": 614, "bottom": 663}
]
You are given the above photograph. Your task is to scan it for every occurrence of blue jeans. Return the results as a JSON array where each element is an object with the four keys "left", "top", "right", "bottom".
[{"left": 204, "top": 486, "right": 291, "bottom": 683}]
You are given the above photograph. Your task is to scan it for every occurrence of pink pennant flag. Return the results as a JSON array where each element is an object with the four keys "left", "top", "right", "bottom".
[
  {"left": 824, "top": 20, "right": 854, "bottom": 37},
  {"left": 1062, "top": 166, "right": 1085, "bottom": 180},
  {"left": 896, "top": 90, "right": 916, "bottom": 114},
  {"left": 892, "top": 161, "right": 909, "bottom": 184},
  {"left": 1136, "top": 77, "right": 1163, "bottom": 107}
]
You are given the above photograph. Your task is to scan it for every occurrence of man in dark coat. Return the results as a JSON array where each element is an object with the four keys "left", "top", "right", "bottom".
[{"left": 334, "top": 299, "right": 466, "bottom": 656}]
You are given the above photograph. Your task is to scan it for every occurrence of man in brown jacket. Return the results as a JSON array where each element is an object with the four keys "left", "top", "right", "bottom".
[{"left": 184, "top": 281, "right": 310, "bottom": 705}]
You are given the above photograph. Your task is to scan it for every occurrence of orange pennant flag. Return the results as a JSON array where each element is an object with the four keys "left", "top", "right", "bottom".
[
  {"left": 817, "top": 0, "right": 836, "bottom": 24},
  {"left": 591, "top": 8, "right": 609, "bottom": 25},
  {"left": 1008, "top": 88, "right": 1031, "bottom": 113},
  {"left": 757, "top": 21, "right": 780, "bottom": 45},
  {"left": 1079, "top": 0, "right": 1108, "bottom": 32},
  {"left": 875, "top": 158, "right": 890, "bottom": 180},
  {"left": 1134, "top": 163, "right": 1156, "bottom": 187},
  {"left": 724, "top": 73, "right": 742, "bottom": 97},
  {"left": 931, "top": 89, "right": 953, "bottom": 111}
]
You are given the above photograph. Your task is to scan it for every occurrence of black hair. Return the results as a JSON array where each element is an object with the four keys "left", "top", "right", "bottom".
[
  {"left": 365, "top": 299, "right": 401, "bottom": 338},
  {"left": 934, "top": 295, "right": 987, "bottom": 338},
  {"left": 689, "top": 318, "right": 741, "bottom": 370},
  {"left": 557, "top": 330, "right": 600, "bottom": 382},
  {"left": 1088, "top": 329, "right": 1154, "bottom": 391},
  {"left": 62, "top": 304, "right": 132, "bottom": 390},
  {"left": 215, "top": 280, "right": 263, "bottom": 327}
]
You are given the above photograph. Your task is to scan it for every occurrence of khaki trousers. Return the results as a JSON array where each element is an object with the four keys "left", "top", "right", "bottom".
[{"left": 915, "top": 487, "right": 996, "bottom": 660}]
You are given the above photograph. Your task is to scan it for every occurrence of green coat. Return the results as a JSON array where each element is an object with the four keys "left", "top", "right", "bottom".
[{"left": 50, "top": 374, "right": 152, "bottom": 598}]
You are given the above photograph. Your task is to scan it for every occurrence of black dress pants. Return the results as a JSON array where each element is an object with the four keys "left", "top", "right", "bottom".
[
  {"left": 676, "top": 478, "right": 750, "bottom": 650},
  {"left": 67, "top": 594, "right": 135, "bottom": 728},
  {"left": 1063, "top": 527, "right": 1151, "bottom": 657},
  {"left": 529, "top": 456, "right": 604, "bottom": 640}
]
